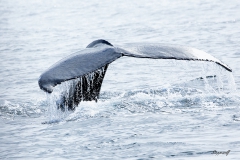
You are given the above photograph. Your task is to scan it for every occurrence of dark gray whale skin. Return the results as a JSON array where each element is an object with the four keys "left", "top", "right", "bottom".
[{"left": 38, "top": 39, "right": 232, "bottom": 110}]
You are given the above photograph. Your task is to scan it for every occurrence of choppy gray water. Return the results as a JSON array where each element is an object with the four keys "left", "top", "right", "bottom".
[{"left": 1, "top": 0, "right": 240, "bottom": 159}]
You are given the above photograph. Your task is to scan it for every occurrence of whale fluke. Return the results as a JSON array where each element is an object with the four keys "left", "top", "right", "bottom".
[{"left": 39, "top": 39, "right": 232, "bottom": 110}]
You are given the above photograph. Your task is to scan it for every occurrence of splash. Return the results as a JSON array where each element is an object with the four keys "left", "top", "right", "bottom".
[
  {"left": 192, "top": 61, "right": 236, "bottom": 93},
  {"left": 44, "top": 60, "right": 237, "bottom": 122},
  {"left": 45, "top": 80, "right": 75, "bottom": 123},
  {"left": 44, "top": 66, "right": 108, "bottom": 123}
]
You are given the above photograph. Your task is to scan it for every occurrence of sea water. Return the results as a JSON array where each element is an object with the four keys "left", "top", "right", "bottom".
[{"left": 1, "top": 0, "right": 240, "bottom": 159}]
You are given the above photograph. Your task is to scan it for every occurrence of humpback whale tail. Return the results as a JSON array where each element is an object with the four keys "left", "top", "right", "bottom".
[{"left": 38, "top": 39, "right": 232, "bottom": 110}]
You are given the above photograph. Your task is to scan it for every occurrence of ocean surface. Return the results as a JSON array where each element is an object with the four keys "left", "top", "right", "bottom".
[{"left": 1, "top": 0, "right": 240, "bottom": 159}]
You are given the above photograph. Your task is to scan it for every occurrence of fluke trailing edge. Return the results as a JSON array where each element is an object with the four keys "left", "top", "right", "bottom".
[{"left": 38, "top": 39, "right": 232, "bottom": 110}]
